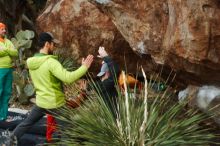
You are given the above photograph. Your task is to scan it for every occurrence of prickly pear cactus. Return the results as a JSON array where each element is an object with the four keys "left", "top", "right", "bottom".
[
  {"left": 11, "top": 30, "right": 35, "bottom": 49},
  {"left": 10, "top": 30, "right": 35, "bottom": 105},
  {"left": 24, "top": 83, "right": 35, "bottom": 97}
]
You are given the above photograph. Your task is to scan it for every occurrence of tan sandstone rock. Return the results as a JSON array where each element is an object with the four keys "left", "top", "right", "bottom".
[{"left": 37, "top": 0, "right": 220, "bottom": 86}]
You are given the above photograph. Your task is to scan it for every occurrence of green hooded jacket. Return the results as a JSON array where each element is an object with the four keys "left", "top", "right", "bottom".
[
  {"left": 0, "top": 38, "right": 18, "bottom": 68},
  {"left": 27, "top": 53, "right": 88, "bottom": 109}
]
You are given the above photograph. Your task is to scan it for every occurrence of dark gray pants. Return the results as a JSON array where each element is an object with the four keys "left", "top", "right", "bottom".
[{"left": 12, "top": 105, "right": 64, "bottom": 141}]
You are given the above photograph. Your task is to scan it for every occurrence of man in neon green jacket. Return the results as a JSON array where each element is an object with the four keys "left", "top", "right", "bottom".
[
  {"left": 0, "top": 22, "right": 18, "bottom": 121},
  {"left": 11, "top": 32, "right": 94, "bottom": 142}
]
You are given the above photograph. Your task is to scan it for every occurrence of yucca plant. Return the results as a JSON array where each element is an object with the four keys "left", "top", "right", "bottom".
[
  {"left": 52, "top": 70, "right": 218, "bottom": 146},
  {"left": 54, "top": 49, "right": 79, "bottom": 71}
]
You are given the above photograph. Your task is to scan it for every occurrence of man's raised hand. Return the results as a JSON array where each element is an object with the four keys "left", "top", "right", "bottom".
[{"left": 82, "top": 54, "right": 94, "bottom": 68}]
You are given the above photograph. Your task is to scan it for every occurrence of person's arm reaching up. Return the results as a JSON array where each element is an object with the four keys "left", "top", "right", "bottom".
[{"left": 49, "top": 54, "right": 94, "bottom": 84}]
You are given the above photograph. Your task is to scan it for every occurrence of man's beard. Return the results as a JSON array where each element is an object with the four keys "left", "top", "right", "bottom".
[{"left": 48, "top": 48, "right": 54, "bottom": 55}]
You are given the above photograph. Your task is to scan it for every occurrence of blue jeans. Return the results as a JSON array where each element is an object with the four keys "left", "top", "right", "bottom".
[{"left": 0, "top": 68, "right": 13, "bottom": 120}]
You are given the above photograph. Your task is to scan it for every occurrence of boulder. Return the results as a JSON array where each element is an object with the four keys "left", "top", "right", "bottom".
[
  {"left": 37, "top": 0, "right": 220, "bottom": 86},
  {"left": 37, "top": 0, "right": 151, "bottom": 72},
  {"left": 178, "top": 85, "right": 220, "bottom": 125}
]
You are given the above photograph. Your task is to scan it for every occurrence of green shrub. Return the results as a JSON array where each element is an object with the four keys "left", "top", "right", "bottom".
[{"left": 53, "top": 71, "right": 218, "bottom": 146}]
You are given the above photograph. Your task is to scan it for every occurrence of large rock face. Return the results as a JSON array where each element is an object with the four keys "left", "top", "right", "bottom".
[
  {"left": 37, "top": 0, "right": 156, "bottom": 75},
  {"left": 37, "top": 0, "right": 220, "bottom": 87}
]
